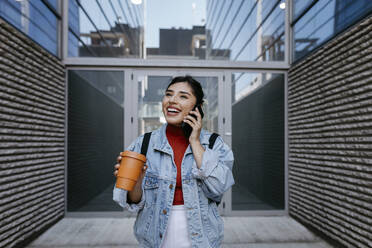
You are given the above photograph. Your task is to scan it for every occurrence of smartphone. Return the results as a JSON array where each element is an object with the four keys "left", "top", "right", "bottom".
[{"left": 181, "top": 105, "right": 204, "bottom": 138}]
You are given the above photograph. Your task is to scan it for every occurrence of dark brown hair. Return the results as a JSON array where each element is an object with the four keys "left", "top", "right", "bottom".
[{"left": 166, "top": 76, "right": 204, "bottom": 105}]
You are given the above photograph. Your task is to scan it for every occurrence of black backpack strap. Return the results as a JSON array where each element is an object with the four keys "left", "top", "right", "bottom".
[
  {"left": 206, "top": 133, "right": 221, "bottom": 206},
  {"left": 208, "top": 133, "right": 219, "bottom": 149},
  {"left": 140, "top": 132, "right": 152, "bottom": 156}
]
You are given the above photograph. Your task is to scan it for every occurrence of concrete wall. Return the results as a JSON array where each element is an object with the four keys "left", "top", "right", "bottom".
[
  {"left": 288, "top": 16, "right": 372, "bottom": 248},
  {"left": 0, "top": 19, "right": 65, "bottom": 247}
]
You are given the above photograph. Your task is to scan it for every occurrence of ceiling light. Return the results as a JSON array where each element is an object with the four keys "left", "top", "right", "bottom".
[
  {"left": 279, "top": 2, "right": 286, "bottom": 9},
  {"left": 131, "top": 0, "right": 142, "bottom": 5}
]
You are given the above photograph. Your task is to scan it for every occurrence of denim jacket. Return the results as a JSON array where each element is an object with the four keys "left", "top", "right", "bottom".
[{"left": 113, "top": 124, "right": 234, "bottom": 248}]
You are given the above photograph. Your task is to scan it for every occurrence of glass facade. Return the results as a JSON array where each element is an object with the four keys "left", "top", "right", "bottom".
[
  {"left": 0, "top": 0, "right": 60, "bottom": 56},
  {"left": 232, "top": 72, "right": 285, "bottom": 210},
  {"left": 66, "top": 0, "right": 286, "bottom": 61},
  {"left": 68, "top": 0, "right": 144, "bottom": 58},
  {"left": 1, "top": 1, "right": 371, "bottom": 62},
  {"left": 207, "top": 0, "right": 285, "bottom": 61},
  {"left": 293, "top": 0, "right": 372, "bottom": 61},
  {"left": 67, "top": 70, "right": 125, "bottom": 211},
  {"left": 45, "top": 0, "right": 59, "bottom": 12},
  {"left": 293, "top": 0, "right": 314, "bottom": 19}
]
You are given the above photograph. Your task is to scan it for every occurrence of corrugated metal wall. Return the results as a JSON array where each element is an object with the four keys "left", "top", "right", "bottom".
[
  {"left": 67, "top": 70, "right": 123, "bottom": 211},
  {"left": 232, "top": 74, "right": 285, "bottom": 210},
  {"left": 0, "top": 19, "right": 65, "bottom": 247},
  {"left": 288, "top": 16, "right": 372, "bottom": 248}
]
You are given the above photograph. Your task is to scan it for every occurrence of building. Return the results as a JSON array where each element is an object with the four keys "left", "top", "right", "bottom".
[
  {"left": 79, "top": 22, "right": 143, "bottom": 57},
  {"left": 0, "top": 0, "right": 371, "bottom": 247},
  {"left": 146, "top": 25, "right": 230, "bottom": 60}
]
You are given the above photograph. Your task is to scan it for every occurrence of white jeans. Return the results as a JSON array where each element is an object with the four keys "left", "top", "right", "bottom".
[{"left": 161, "top": 205, "right": 192, "bottom": 248}]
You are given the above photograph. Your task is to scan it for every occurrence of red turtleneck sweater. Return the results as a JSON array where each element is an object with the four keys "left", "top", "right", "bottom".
[{"left": 166, "top": 124, "right": 189, "bottom": 205}]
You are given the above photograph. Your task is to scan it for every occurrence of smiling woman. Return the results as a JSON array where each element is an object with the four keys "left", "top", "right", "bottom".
[
  {"left": 162, "top": 78, "right": 199, "bottom": 128},
  {"left": 113, "top": 75, "right": 235, "bottom": 248}
]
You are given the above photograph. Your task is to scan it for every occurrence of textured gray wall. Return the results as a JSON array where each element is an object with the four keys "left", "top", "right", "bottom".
[
  {"left": 288, "top": 16, "right": 372, "bottom": 248},
  {"left": 0, "top": 19, "right": 65, "bottom": 247}
]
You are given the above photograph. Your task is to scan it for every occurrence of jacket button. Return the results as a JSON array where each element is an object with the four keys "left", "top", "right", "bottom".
[
  {"left": 169, "top": 184, "right": 173, "bottom": 189},
  {"left": 163, "top": 209, "right": 167, "bottom": 215}
]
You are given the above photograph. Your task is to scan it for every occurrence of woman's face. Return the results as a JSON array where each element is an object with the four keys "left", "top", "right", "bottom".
[{"left": 162, "top": 82, "right": 197, "bottom": 127}]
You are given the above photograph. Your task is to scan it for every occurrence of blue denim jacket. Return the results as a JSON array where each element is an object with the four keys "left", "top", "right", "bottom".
[{"left": 113, "top": 124, "right": 234, "bottom": 248}]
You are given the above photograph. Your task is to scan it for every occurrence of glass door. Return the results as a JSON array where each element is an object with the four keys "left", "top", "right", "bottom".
[
  {"left": 128, "top": 70, "right": 229, "bottom": 214},
  {"left": 126, "top": 71, "right": 226, "bottom": 141}
]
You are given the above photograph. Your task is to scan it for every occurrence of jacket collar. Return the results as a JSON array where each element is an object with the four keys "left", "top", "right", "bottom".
[{"left": 152, "top": 124, "right": 210, "bottom": 155}]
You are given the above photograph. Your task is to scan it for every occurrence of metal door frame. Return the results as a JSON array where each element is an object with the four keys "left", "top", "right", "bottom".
[
  {"left": 224, "top": 69, "right": 288, "bottom": 216},
  {"left": 129, "top": 69, "right": 229, "bottom": 214},
  {"left": 65, "top": 67, "right": 287, "bottom": 217}
]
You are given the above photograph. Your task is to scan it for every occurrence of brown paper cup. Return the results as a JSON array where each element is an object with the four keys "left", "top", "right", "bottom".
[{"left": 116, "top": 150, "right": 146, "bottom": 191}]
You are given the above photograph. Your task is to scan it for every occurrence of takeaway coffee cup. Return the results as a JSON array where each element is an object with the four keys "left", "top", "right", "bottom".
[{"left": 115, "top": 151, "right": 146, "bottom": 191}]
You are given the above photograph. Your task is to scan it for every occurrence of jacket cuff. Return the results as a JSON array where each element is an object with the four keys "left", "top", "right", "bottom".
[
  {"left": 113, "top": 187, "right": 145, "bottom": 212},
  {"left": 192, "top": 147, "right": 219, "bottom": 179}
]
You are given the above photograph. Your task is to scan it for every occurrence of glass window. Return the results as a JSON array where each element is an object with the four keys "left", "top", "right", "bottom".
[
  {"left": 293, "top": 0, "right": 372, "bottom": 61},
  {"left": 0, "top": 0, "right": 22, "bottom": 30},
  {"left": 68, "top": 30, "right": 80, "bottom": 57},
  {"left": 231, "top": 72, "right": 285, "bottom": 210},
  {"left": 293, "top": 0, "right": 315, "bottom": 20},
  {"left": 45, "top": 0, "right": 59, "bottom": 12},
  {"left": 258, "top": 3, "right": 285, "bottom": 61},
  {"left": 207, "top": 0, "right": 285, "bottom": 62},
  {"left": 334, "top": 0, "right": 372, "bottom": 33},
  {"left": 262, "top": 0, "right": 282, "bottom": 20},
  {"left": 207, "top": 1, "right": 229, "bottom": 49},
  {"left": 220, "top": 0, "right": 254, "bottom": 59},
  {"left": 28, "top": 1, "right": 58, "bottom": 55},
  {"left": 68, "top": 0, "right": 144, "bottom": 58},
  {"left": 0, "top": 0, "right": 59, "bottom": 56},
  {"left": 67, "top": 70, "right": 125, "bottom": 212},
  {"left": 68, "top": 0, "right": 79, "bottom": 34},
  {"left": 67, "top": 0, "right": 286, "bottom": 61},
  {"left": 208, "top": 0, "right": 242, "bottom": 52}
]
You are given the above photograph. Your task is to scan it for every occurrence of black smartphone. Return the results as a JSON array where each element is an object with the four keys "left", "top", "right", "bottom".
[{"left": 181, "top": 105, "right": 204, "bottom": 138}]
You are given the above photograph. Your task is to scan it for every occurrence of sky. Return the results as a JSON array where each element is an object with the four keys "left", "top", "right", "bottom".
[{"left": 145, "top": 0, "right": 206, "bottom": 47}]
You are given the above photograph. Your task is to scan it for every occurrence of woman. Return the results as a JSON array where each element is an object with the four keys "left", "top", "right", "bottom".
[{"left": 113, "top": 76, "right": 234, "bottom": 248}]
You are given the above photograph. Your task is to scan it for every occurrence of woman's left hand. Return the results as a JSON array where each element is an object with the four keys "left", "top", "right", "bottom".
[
  {"left": 184, "top": 107, "right": 205, "bottom": 168},
  {"left": 183, "top": 107, "right": 202, "bottom": 144}
]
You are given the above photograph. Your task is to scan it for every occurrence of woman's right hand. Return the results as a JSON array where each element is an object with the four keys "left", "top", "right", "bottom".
[
  {"left": 114, "top": 152, "right": 148, "bottom": 178},
  {"left": 114, "top": 152, "right": 148, "bottom": 187},
  {"left": 114, "top": 152, "right": 148, "bottom": 203},
  {"left": 113, "top": 153, "right": 123, "bottom": 177}
]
